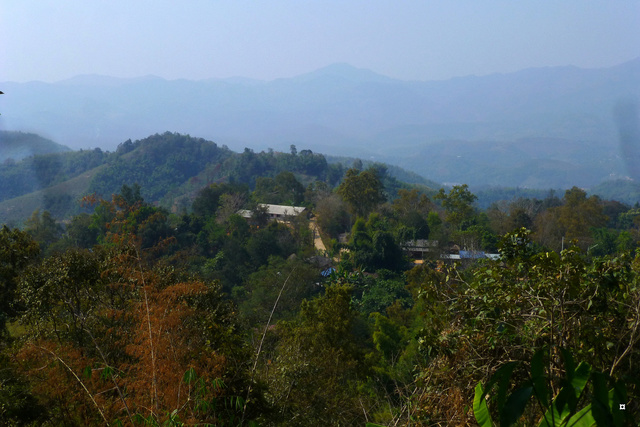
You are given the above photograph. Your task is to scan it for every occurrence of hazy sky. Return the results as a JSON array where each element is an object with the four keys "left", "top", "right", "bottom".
[{"left": 2, "top": 1, "right": 639, "bottom": 83}]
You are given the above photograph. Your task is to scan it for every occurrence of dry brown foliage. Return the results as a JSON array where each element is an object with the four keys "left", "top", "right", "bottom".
[{"left": 16, "top": 195, "right": 240, "bottom": 425}]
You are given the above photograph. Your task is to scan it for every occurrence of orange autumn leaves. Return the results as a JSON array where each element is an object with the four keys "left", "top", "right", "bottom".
[
  {"left": 18, "top": 257, "right": 229, "bottom": 424},
  {"left": 18, "top": 254, "right": 232, "bottom": 424},
  {"left": 122, "top": 280, "right": 227, "bottom": 421},
  {"left": 15, "top": 196, "right": 235, "bottom": 425}
]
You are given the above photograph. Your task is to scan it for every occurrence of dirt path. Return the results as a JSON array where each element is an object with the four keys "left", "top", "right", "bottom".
[{"left": 309, "top": 217, "right": 326, "bottom": 252}]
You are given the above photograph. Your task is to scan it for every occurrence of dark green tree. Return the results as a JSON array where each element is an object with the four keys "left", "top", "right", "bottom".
[
  {"left": 0, "top": 226, "right": 39, "bottom": 336},
  {"left": 337, "top": 167, "right": 386, "bottom": 219},
  {"left": 24, "top": 209, "right": 61, "bottom": 251}
]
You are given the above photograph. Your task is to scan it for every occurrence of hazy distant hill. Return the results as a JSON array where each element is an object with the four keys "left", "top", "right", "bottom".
[
  {"left": 1, "top": 59, "right": 638, "bottom": 188},
  {"left": 0, "top": 131, "right": 71, "bottom": 162},
  {"left": 389, "top": 137, "right": 626, "bottom": 189},
  {"left": 589, "top": 179, "right": 640, "bottom": 206}
]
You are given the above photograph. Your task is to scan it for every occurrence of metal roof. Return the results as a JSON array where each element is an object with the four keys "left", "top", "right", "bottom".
[
  {"left": 237, "top": 204, "right": 306, "bottom": 218},
  {"left": 263, "top": 204, "right": 306, "bottom": 216}
]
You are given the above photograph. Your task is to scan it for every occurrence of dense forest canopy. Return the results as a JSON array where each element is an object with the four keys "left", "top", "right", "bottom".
[{"left": 0, "top": 132, "right": 639, "bottom": 425}]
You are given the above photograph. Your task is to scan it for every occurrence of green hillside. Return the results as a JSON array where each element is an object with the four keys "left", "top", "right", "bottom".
[
  {"left": 87, "top": 133, "right": 234, "bottom": 203},
  {"left": 589, "top": 179, "right": 640, "bottom": 206},
  {"left": 5, "top": 131, "right": 640, "bottom": 227},
  {"left": 0, "top": 164, "right": 106, "bottom": 226},
  {"left": 0, "top": 131, "right": 71, "bottom": 162},
  {"left": 325, "top": 154, "right": 441, "bottom": 188},
  {"left": 0, "top": 132, "right": 436, "bottom": 224},
  {"left": 0, "top": 145, "right": 110, "bottom": 203}
]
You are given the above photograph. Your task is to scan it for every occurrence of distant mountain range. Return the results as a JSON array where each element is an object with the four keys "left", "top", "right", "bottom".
[{"left": 1, "top": 58, "right": 639, "bottom": 189}]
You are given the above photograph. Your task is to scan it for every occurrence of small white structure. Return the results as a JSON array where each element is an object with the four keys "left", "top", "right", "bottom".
[
  {"left": 238, "top": 204, "right": 306, "bottom": 222},
  {"left": 263, "top": 204, "right": 306, "bottom": 220}
]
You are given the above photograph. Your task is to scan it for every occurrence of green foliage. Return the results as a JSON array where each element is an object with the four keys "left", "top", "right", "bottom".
[
  {"left": 24, "top": 209, "right": 62, "bottom": 253},
  {"left": 325, "top": 154, "right": 439, "bottom": 188},
  {"left": 192, "top": 183, "right": 249, "bottom": 219},
  {"left": 0, "top": 352, "right": 48, "bottom": 426},
  {"left": 17, "top": 248, "right": 107, "bottom": 346},
  {"left": 253, "top": 171, "right": 305, "bottom": 205},
  {"left": 614, "top": 207, "right": 640, "bottom": 230},
  {"left": 224, "top": 146, "right": 330, "bottom": 189},
  {"left": 561, "top": 188, "right": 608, "bottom": 239},
  {"left": 315, "top": 193, "right": 351, "bottom": 238},
  {"left": 534, "top": 187, "right": 608, "bottom": 251},
  {"left": 454, "top": 223, "right": 498, "bottom": 252},
  {"left": 455, "top": 242, "right": 639, "bottom": 374},
  {"left": 337, "top": 167, "right": 386, "bottom": 219},
  {"left": 371, "top": 312, "right": 407, "bottom": 362},
  {"left": 474, "top": 349, "right": 632, "bottom": 426},
  {"left": 245, "top": 222, "right": 297, "bottom": 266},
  {"left": 65, "top": 212, "right": 100, "bottom": 248},
  {"left": 401, "top": 225, "right": 640, "bottom": 424},
  {"left": 259, "top": 284, "right": 370, "bottom": 426},
  {"left": 392, "top": 188, "right": 433, "bottom": 240},
  {"left": 0, "top": 226, "right": 39, "bottom": 335},
  {"left": 13, "top": 233, "right": 253, "bottom": 425},
  {"left": 6, "top": 154, "right": 640, "bottom": 426},
  {"left": 344, "top": 214, "right": 406, "bottom": 272},
  {"left": 89, "top": 132, "right": 228, "bottom": 202},
  {"left": 121, "top": 368, "right": 251, "bottom": 427},
  {"left": 351, "top": 271, "right": 412, "bottom": 316},
  {"left": 0, "top": 144, "right": 106, "bottom": 203},
  {"left": 238, "top": 257, "right": 321, "bottom": 325},
  {"left": 434, "top": 184, "right": 478, "bottom": 230},
  {"left": 589, "top": 227, "right": 621, "bottom": 256}
]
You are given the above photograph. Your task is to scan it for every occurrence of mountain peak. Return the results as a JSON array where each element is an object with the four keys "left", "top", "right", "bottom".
[
  {"left": 291, "top": 63, "right": 395, "bottom": 83},
  {"left": 611, "top": 56, "right": 640, "bottom": 72}
]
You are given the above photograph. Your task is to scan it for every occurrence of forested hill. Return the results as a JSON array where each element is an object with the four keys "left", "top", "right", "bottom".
[
  {"left": 324, "top": 154, "right": 441, "bottom": 188},
  {"left": 0, "top": 130, "right": 71, "bottom": 162},
  {"left": 0, "top": 132, "right": 430, "bottom": 224}
]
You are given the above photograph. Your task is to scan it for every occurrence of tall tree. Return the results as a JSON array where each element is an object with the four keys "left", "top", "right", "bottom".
[
  {"left": 337, "top": 167, "right": 386, "bottom": 219},
  {"left": 434, "top": 184, "right": 477, "bottom": 231}
]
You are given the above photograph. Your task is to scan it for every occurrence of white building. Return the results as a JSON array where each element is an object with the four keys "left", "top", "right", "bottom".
[{"left": 238, "top": 204, "right": 306, "bottom": 222}]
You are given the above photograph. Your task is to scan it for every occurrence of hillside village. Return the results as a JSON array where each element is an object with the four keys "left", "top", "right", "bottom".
[
  {"left": 0, "top": 132, "right": 638, "bottom": 425},
  {"left": 3, "top": 2, "right": 640, "bottom": 424}
]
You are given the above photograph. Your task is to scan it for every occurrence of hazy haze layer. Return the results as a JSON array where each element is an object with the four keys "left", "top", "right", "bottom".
[{"left": 1, "top": 1, "right": 639, "bottom": 82}]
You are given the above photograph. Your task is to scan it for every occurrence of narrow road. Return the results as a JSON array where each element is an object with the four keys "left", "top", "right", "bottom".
[{"left": 309, "top": 217, "right": 326, "bottom": 252}]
